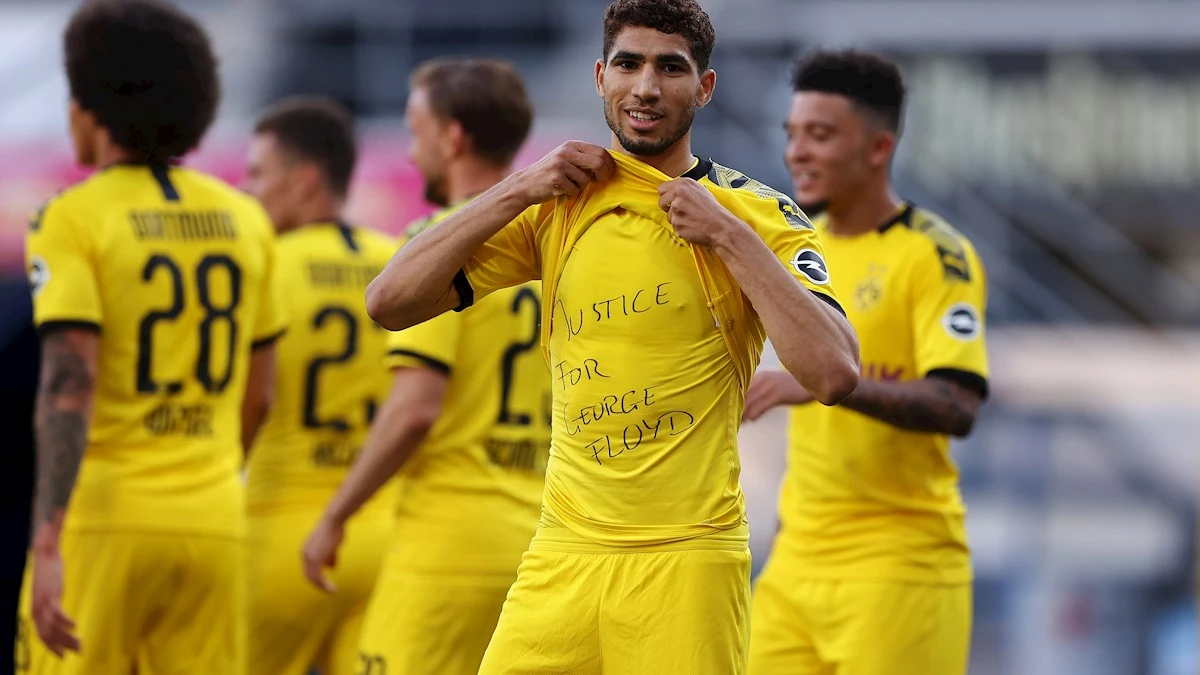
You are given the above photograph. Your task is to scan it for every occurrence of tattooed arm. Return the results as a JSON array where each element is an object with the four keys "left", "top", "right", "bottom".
[
  {"left": 837, "top": 375, "right": 983, "bottom": 437},
  {"left": 29, "top": 326, "right": 96, "bottom": 656},
  {"left": 744, "top": 369, "right": 983, "bottom": 437}
]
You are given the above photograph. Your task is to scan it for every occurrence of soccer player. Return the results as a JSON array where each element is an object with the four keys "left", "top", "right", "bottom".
[
  {"left": 363, "top": 1, "right": 861, "bottom": 672},
  {"left": 240, "top": 97, "right": 396, "bottom": 675},
  {"left": 301, "top": 57, "right": 547, "bottom": 675},
  {"left": 744, "top": 50, "right": 989, "bottom": 675},
  {"left": 18, "top": 1, "right": 285, "bottom": 673}
]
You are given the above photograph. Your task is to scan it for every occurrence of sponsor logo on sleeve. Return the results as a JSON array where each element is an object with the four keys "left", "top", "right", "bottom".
[
  {"left": 28, "top": 256, "right": 48, "bottom": 296},
  {"left": 789, "top": 248, "right": 830, "bottom": 285},
  {"left": 942, "top": 302, "right": 981, "bottom": 340}
]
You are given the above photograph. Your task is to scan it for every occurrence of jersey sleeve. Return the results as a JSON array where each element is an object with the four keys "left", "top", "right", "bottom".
[
  {"left": 909, "top": 240, "right": 990, "bottom": 395},
  {"left": 458, "top": 204, "right": 545, "bottom": 310},
  {"left": 251, "top": 216, "right": 288, "bottom": 347},
  {"left": 384, "top": 311, "right": 462, "bottom": 375},
  {"left": 741, "top": 194, "right": 845, "bottom": 316},
  {"left": 25, "top": 197, "right": 102, "bottom": 331}
]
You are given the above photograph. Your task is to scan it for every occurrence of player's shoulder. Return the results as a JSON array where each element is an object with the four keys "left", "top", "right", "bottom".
[
  {"left": 700, "top": 159, "right": 814, "bottom": 231},
  {"left": 172, "top": 167, "right": 269, "bottom": 218},
  {"left": 890, "top": 203, "right": 981, "bottom": 282},
  {"left": 27, "top": 180, "right": 92, "bottom": 234},
  {"left": 351, "top": 224, "right": 400, "bottom": 258}
]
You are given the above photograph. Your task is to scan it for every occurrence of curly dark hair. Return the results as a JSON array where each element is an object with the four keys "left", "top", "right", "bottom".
[
  {"left": 64, "top": 0, "right": 220, "bottom": 163},
  {"left": 409, "top": 57, "right": 533, "bottom": 167},
  {"left": 603, "top": 0, "right": 716, "bottom": 72},
  {"left": 791, "top": 49, "right": 906, "bottom": 133},
  {"left": 255, "top": 97, "right": 357, "bottom": 197}
]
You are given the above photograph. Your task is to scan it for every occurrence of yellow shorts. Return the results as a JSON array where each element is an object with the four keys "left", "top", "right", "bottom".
[
  {"left": 356, "top": 563, "right": 514, "bottom": 675},
  {"left": 478, "top": 546, "right": 752, "bottom": 675},
  {"left": 16, "top": 530, "right": 244, "bottom": 675},
  {"left": 748, "top": 560, "right": 971, "bottom": 675},
  {"left": 247, "top": 510, "right": 390, "bottom": 675}
]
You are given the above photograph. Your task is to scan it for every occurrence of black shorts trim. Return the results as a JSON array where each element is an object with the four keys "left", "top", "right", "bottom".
[
  {"left": 451, "top": 269, "right": 475, "bottom": 313},
  {"left": 926, "top": 368, "right": 989, "bottom": 399},
  {"left": 387, "top": 349, "right": 451, "bottom": 376}
]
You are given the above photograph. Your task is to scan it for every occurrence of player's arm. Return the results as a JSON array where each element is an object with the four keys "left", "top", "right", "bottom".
[
  {"left": 659, "top": 180, "right": 859, "bottom": 405},
  {"left": 836, "top": 375, "right": 982, "bottom": 437},
  {"left": 302, "top": 365, "right": 447, "bottom": 591},
  {"left": 29, "top": 326, "right": 95, "bottom": 655},
  {"left": 240, "top": 343, "right": 275, "bottom": 454},
  {"left": 365, "top": 141, "right": 615, "bottom": 331}
]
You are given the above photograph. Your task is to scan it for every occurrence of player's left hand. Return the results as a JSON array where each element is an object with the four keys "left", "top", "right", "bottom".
[
  {"left": 743, "top": 369, "right": 815, "bottom": 422},
  {"left": 301, "top": 517, "right": 344, "bottom": 593},
  {"left": 31, "top": 550, "right": 80, "bottom": 658},
  {"left": 658, "top": 178, "right": 733, "bottom": 248}
]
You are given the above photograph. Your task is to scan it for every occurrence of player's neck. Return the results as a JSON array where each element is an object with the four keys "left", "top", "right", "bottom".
[
  {"left": 446, "top": 157, "right": 510, "bottom": 204},
  {"left": 93, "top": 141, "right": 135, "bottom": 169},
  {"left": 295, "top": 195, "right": 345, "bottom": 230},
  {"left": 824, "top": 184, "right": 904, "bottom": 237},
  {"left": 610, "top": 134, "right": 696, "bottom": 178}
]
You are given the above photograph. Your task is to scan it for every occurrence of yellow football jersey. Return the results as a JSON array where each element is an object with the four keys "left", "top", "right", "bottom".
[
  {"left": 386, "top": 205, "right": 551, "bottom": 574},
  {"left": 24, "top": 163, "right": 286, "bottom": 537},
  {"left": 246, "top": 222, "right": 398, "bottom": 516},
  {"left": 456, "top": 155, "right": 841, "bottom": 549},
  {"left": 777, "top": 203, "right": 989, "bottom": 584}
]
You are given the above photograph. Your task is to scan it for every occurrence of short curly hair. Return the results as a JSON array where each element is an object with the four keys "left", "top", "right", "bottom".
[
  {"left": 603, "top": 0, "right": 716, "bottom": 72},
  {"left": 64, "top": 0, "right": 220, "bottom": 163},
  {"left": 255, "top": 97, "right": 357, "bottom": 197},
  {"left": 791, "top": 49, "right": 906, "bottom": 133}
]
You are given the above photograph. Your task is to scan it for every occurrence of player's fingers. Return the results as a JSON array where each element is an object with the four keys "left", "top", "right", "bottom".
[
  {"left": 316, "top": 571, "right": 337, "bottom": 594},
  {"left": 558, "top": 165, "right": 591, "bottom": 196},
  {"left": 569, "top": 147, "right": 617, "bottom": 182}
]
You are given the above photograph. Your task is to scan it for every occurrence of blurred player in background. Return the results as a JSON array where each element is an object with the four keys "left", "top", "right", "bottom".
[
  {"left": 301, "top": 57, "right": 548, "bottom": 675},
  {"left": 18, "top": 0, "right": 285, "bottom": 672},
  {"left": 241, "top": 97, "right": 397, "bottom": 675},
  {"left": 363, "top": 1, "right": 860, "bottom": 672},
  {"left": 744, "top": 49, "right": 989, "bottom": 675}
]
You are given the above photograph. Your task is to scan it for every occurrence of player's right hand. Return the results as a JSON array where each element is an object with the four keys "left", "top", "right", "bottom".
[
  {"left": 301, "top": 517, "right": 345, "bottom": 593},
  {"left": 31, "top": 550, "right": 80, "bottom": 658},
  {"left": 743, "top": 369, "right": 815, "bottom": 422},
  {"left": 512, "top": 141, "right": 616, "bottom": 204}
]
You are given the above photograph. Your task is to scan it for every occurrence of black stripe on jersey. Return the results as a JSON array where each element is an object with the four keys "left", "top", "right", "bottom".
[
  {"left": 388, "top": 349, "right": 451, "bottom": 376},
  {"left": 336, "top": 222, "right": 359, "bottom": 252},
  {"left": 452, "top": 269, "right": 475, "bottom": 312},
  {"left": 150, "top": 165, "right": 180, "bottom": 202},
  {"left": 810, "top": 290, "right": 846, "bottom": 318},
  {"left": 926, "top": 368, "right": 989, "bottom": 400},
  {"left": 36, "top": 320, "right": 101, "bottom": 337},
  {"left": 251, "top": 328, "right": 287, "bottom": 350},
  {"left": 683, "top": 157, "right": 713, "bottom": 181},
  {"left": 878, "top": 202, "right": 914, "bottom": 233}
]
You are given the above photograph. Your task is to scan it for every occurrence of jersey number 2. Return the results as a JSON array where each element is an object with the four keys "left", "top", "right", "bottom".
[
  {"left": 303, "top": 305, "right": 376, "bottom": 431},
  {"left": 497, "top": 287, "right": 541, "bottom": 426},
  {"left": 137, "top": 254, "right": 241, "bottom": 395}
]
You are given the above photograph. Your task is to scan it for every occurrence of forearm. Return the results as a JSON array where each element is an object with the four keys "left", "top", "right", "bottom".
[
  {"left": 322, "top": 416, "right": 429, "bottom": 525},
  {"left": 714, "top": 220, "right": 859, "bottom": 404},
  {"left": 840, "top": 377, "right": 978, "bottom": 437},
  {"left": 31, "top": 331, "right": 96, "bottom": 553},
  {"left": 366, "top": 179, "right": 530, "bottom": 330}
]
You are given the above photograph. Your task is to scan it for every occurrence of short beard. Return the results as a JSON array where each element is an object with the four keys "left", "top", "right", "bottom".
[
  {"left": 423, "top": 176, "right": 448, "bottom": 207},
  {"left": 604, "top": 101, "right": 695, "bottom": 158}
]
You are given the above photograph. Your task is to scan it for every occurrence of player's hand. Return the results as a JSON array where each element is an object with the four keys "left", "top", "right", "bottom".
[
  {"left": 658, "top": 178, "right": 735, "bottom": 248},
  {"left": 743, "top": 369, "right": 815, "bottom": 422},
  {"left": 511, "top": 141, "right": 615, "bottom": 204},
  {"left": 301, "top": 517, "right": 344, "bottom": 593},
  {"left": 31, "top": 550, "right": 80, "bottom": 658}
]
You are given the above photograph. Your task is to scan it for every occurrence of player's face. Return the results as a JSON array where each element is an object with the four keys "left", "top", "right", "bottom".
[
  {"left": 596, "top": 26, "right": 715, "bottom": 158},
  {"left": 406, "top": 87, "right": 451, "bottom": 207},
  {"left": 68, "top": 100, "right": 98, "bottom": 167},
  {"left": 243, "top": 133, "right": 303, "bottom": 232},
  {"left": 784, "top": 91, "right": 880, "bottom": 210}
]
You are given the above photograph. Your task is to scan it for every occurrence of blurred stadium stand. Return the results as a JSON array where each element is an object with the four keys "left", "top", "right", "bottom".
[{"left": 0, "top": 1, "right": 1197, "bottom": 673}]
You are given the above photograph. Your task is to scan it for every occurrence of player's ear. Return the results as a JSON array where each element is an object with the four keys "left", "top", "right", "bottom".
[
  {"left": 696, "top": 68, "right": 716, "bottom": 108},
  {"left": 442, "top": 119, "right": 466, "bottom": 159},
  {"left": 868, "top": 130, "right": 897, "bottom": 169},
  {"left": 595, "top": 59, "right": 606, "bottom": 98}
]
